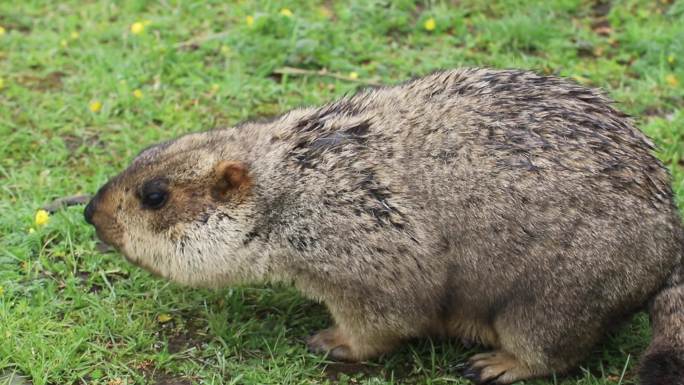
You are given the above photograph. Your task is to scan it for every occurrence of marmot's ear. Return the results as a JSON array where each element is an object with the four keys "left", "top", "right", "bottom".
[{"left": 212, "top": 160, "right": 251, "bottom": 199}]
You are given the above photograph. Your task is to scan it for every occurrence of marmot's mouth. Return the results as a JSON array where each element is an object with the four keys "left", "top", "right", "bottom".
[{"left": 93, "top": 227, "right": 124, "bottom": 253}]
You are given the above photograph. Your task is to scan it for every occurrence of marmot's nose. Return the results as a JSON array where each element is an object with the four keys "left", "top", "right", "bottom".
[
  {"left": 85, "top": 181, "right": 112, "bottom": 225},
  {"left": 84, "top": 200, "right": 96, "bottom": 225}
]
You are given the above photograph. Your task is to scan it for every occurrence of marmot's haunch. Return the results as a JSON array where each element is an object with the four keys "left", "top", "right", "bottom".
[{"left": 85, "top": 68, "right": 684, "bottom": 385}]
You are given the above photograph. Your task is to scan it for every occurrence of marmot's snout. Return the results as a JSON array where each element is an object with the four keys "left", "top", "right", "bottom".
[
  {"left": 83, "top": 200, "right": 95, "bottom": 225},
  {"left": 83, "top": 181, "right": 123, "bottom": 249},
  {"left": 84, "top": 181, "right": 110, "bottom": 227}
]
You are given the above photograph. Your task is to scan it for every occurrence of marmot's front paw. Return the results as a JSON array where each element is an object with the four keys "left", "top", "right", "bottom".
[{"left": 306, "top": 327, "right": 354, "bottom": 361}]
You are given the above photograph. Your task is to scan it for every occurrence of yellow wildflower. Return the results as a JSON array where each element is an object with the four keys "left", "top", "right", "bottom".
[
  {"left": 89, "top": 100, "right": 103, "bottom": 113},
  {"left": 424, "top": 17, "right": 436, "bottom": 32},
  {"left": 132, "top": 89, "right": 143, "bottom": 99},
  {"left": 0, "top": 26, "right": 5, "bottom": 36},
  {"left": 246, "top": 15, "right": 255, "bottom": 27},
  {"left": 35, "top": 209, "right": 50, "bottom": 226},
  {"left": 571, "top": 75, "right": 590, "bottom": 84},
  {"left": 70, "top": 31, "right": 79, "bottom": 40},
  {"left": 348, "top": 71, "right": 359, "bottom": 80},
  {"left": 318, "top": 6, "right": 333, "bottom": 19},
  {"left": 130, "top": 22, "right": 145, "bottom": 35},
  {"left": 665, "top": 74, "right": 679, "bottom": 87},
  {"left": 157, "top": 313, "right": 172, "bottom": 323},
  {"left": 667, "top": 55, "right": 676, "bottom": 64},
  {"left": 280, "top": 8, "right": 293, "bottom": 17}
]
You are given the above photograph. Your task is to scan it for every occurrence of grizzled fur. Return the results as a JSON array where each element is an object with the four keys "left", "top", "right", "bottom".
[{"left": 85, "top": 68, "right": 684, "bottom": 384}]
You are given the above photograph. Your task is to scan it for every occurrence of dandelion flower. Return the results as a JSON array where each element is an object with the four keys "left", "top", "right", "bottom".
[
  {"left": 0, "top": 26, "right": 5, "bottom": 36},
  {"left": 70, "top": 31, "right": 79, "bottom": 40},
  {"left": 89, "top": 100, "right": 103, "bottom": 113},
  {"left": 35, "top": 210, "right": 50, "bottom": 227},
  {"left": 157, "top": 313, "right": 172, "bottom": 323},
  {"left": 318, "top": 7, "right": 333, "bottom": 19},
  {"left": 130, "top": 22, "right": 145, "bottom": 35},
  {"left": 246, "top": 15, "right": 255, "bottom": 27},
  {"left": 571, "top": 75, "right": 589, "bottom": 84},
  {"left": 132, "top": 89, "right": 143, "bottom": 99},
  {"left": 280, "top": 8, "right": 293, "bottom": 17},
  {"left": 349, "top": 71, "right": 359, "bottom": 80},
  {"left": 424, "top": 17, "right": 436, "bottom": 32},
  {"left": 665, "top": 74, "right": 679, "bottom": 87}
]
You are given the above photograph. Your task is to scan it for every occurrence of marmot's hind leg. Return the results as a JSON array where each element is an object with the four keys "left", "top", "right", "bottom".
[{"left": 462, "top": 300, "right": 602, "bottom": 384}]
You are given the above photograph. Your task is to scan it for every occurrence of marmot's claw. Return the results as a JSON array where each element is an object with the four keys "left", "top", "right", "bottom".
[
  {"left": 306, "top": 327, "right": 353, "bottom": 361},
  {"left": 461, "top": 366, "right": 482, "bottom": 382},
  {"left": 462, "top": 367, "right": 497, "bottom": 385},
  {"left": 329, "top": 345, "right": 352, "bottom": 361},
  {"left": 464, "top": 351, "right": 529, "bottom": 384},
  {"left": 462, "top": 365, "right": 500, "bottom": 384},
  {"left": 306, "top": 336, "right": 326, "bottom": 354}
]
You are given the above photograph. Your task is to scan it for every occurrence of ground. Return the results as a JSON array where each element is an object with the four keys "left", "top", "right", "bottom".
[{"left": 1, "top": 1, "right": 683, "bottom": 384}]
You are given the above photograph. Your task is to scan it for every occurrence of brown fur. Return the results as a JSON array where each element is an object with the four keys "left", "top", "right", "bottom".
[{"left": 84, "top": 68, "right": 684, "bottom": 384}]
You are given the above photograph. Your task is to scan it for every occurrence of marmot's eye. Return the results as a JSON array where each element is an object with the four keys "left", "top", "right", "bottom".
[
  {"left": 140, "top": 178, "right": 169, "bottom": 210},
  {"left": 143, "top": 191, "right": 167, "bottom": 209}
]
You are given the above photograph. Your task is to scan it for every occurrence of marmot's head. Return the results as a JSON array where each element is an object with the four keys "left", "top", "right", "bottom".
[{"left": 84, "top": 131, "right": 264, "bottom": 287}]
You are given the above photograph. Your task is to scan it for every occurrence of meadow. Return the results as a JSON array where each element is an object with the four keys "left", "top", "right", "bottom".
[{"left": 1, "top": 1, "right": 683, "bottom": 384}]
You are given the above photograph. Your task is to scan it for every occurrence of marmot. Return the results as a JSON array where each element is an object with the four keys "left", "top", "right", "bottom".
[{"left": 84, "top": 68, "right": 684, "bottom": 385}]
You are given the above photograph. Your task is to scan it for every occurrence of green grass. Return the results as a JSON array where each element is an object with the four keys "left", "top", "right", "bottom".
[{"left": 1, "top": 1, "right": 683, "bottom": 384}]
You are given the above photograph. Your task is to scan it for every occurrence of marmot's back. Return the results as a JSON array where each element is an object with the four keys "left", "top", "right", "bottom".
[{"left": 282, "top": 68, "right": 675, "bottom": 230}]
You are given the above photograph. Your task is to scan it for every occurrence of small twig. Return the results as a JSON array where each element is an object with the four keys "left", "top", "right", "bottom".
[
  {"left": 175, "top": 31, "right": 230, "bottom": 49},
  {"left": 42, "top": 194, "right": 91, "bottom": 213},
  {"left": 272, "top": 66, "right": 382, "bottom": 86}
]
